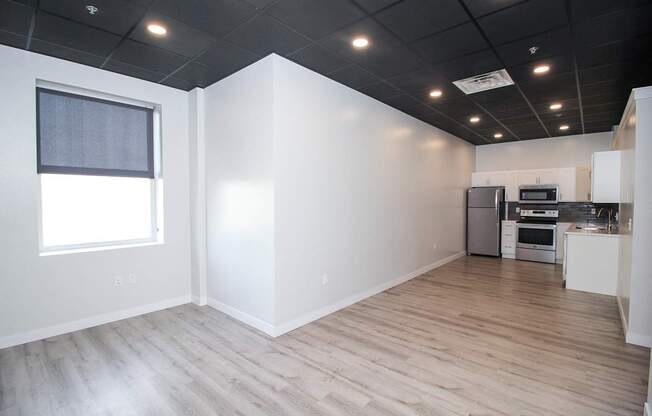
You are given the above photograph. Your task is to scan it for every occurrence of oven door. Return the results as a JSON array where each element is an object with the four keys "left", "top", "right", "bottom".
[
  {"left": 517, "top": 223, "right": 557, "bottom": 251},
  {"left": 518, "top": 187, "right": 558, "bottom": 204}
]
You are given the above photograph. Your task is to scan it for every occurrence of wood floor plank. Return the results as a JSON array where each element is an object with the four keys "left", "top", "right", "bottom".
[{"left": 1, "top": 256, "right": 648, "bottom": 415}]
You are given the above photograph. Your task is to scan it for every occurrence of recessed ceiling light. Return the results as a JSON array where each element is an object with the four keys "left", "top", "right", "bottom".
[
  {"left": 494, "top": 133, "right": 503, "bottom": 139},
  {"left": 352, "top": 37, "right": 369, "bottom": 48},
  {"left": 559, "top": 124, "right": 569, "bottom": 131},
  {"left": 147, "top": 24, "right": 167, "bottom": 36},
  {"left": 550, "top": 102, "right": 562, "bottom": 110},
  {"left": 469, "top": 116, "right": 480, "bottom": 123},
  {"left": 533, "top": 64, "right": 550, "bottom": 74},
  {"left": 429, "top": 89, "right": 442, "bottom": 98}
]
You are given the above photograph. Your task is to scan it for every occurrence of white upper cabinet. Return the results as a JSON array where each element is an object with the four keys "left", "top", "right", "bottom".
[
  {"left": 591, "top": 151, "right": 622, "bottom": 203},
  {"left": 472, "top": 166, "right": 591, "bottom": 202}
]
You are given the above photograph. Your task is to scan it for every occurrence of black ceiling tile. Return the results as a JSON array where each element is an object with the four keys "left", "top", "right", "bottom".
[
  {"left": 477, "top": 0, "right": 567, "bottom": 46},
  {"left": 197, "top": 39, "right": 261, "bottom": 76},
  {"left": 413, "top": 23, "right": 488, "bottom": 63},
  {"left": 320, "top": 18, "right": 423, "bottom": 78},
  {"left": 130, "top": 12, "right": 216, "bottom": 58},
  {"left": 495, "top": 27, "right": 572, "bottom": 67},
  {"left": 573, "top": 5, "right": 652, "bottom": 48},
  {"left": 569, "top": 0, "right": 650, "bottom": 22},
  {"left": 386, "top": 67, "right": 460, "bottom": 100},
  {"left": 150, "top": 0, "right": 256, "bottom": 38},
  {"left": 505, "top": 122, "right": 548, "bottom": 139},
  {"left": 432, "top": 97, "right": 484, "bottom": 121},
  {"left": 434, "top": 49, "right": 502, "bottom": 81},
  {"left": 103, "top": 59, "right": 167, "bottom": 83},
  {"left": 326, "top": 64, "right": 380, "bottom": 89},
  {"left": 358, "top": 81, "right": 403, "bottom": 101},
  {"left": 584, "top": 120, "right": 617, "bottom": 133},
  {"left": 461, "top": 0, "right": 524, "bottom": 18},
  {"left": 160, "top": 76, "right": 196, "bottom": 91},
  {"left": 355, "top": 44, "right": 424, "bottom": 79},
  {"left": 470, "top": 85, "right": 522, "bottom": 105},
  {"left": 28, "top": 38, "right": 105, "bottom": 67},
  {"left": 375, "top": 0, "right": 469, "bottom": 42},
  {"left": 582, "top": 90, "right": 630, "bottom": 107},
  {"left": 173, "top": 61, "right": 221, "bottom": 88},
  {"left": 507, "top": 54, "right": 575, "bottom": 84},
  {"left": 354, "top": 0, "right": 400, "bottom": 14},
  {"left": 580, "top": 80, "right": 627, "bottom": 99},
  {"left": 11, "top": 0, "right": 36, "bottom": 5},
  {"left": 381, "top": 93, "right": 433, "bottom": 116},
  {"left": 575, "top": 35, "right": 652, "bottom": 69},
  {"left": 39, "top": 0, "right": 146, "bottom": 36},
  {"left": 531, "top": 97, "right": 579, "bottom": 114},
  {"left": 582, "top": 100, "right": 628, "bottom": 116},
  {"left": 33, "top": 12, "right": 122, "bottom": 56},
  {"left": 0, "top": 0, "right": 33, "bottom": 35},
  {"left": 268, "top": 0, "right": 365, "bottom": 39},
  {"left": 0, "top": 29, "right": 27, "bottom": 48},
  {"left": 539, "top": 107, "right": 580, "bottom": 123},
  {"left": 225, "top": 14, "right": 311, "bottom": 56},
  {"left": 111, "top": 39, "right": 188, "bottom": 74},
  {"left": 286, "top": 44, "right": 348, "bottom": 74}
]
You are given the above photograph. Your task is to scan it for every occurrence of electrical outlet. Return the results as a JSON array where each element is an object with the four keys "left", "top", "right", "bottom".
[
  {"left": 321, "top": 274, "right": 329, "bottom": 286},
  {"left": 515, "top": 207, "right": 520, "bottom": 213},
  {"left": 114, "top": 276, "right": 123, "bottom": 287},
  {"left": 591, "top": 208, "right": 596, "bottom": 215},
  {"left": 128, "top": 273, "right": 136, "bottom": 284}
]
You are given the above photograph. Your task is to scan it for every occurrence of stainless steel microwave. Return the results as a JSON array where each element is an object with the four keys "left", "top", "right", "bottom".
[{"left": 518, "top": 184, "right": 559, "bottom": 204}]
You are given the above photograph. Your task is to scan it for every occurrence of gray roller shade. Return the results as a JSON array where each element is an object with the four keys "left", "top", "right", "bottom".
[{"left": 36, "top": 88, "right": 154, "bottom": 178}]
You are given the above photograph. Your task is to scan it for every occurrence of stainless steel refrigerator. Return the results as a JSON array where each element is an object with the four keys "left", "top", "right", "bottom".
[{"left": 467, "top": 187, "right": 505, "bottom": 257}]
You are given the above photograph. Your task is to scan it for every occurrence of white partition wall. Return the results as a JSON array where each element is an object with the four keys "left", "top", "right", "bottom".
[{"left": 203, "top": 54, "right": 474, "bottom": 335}]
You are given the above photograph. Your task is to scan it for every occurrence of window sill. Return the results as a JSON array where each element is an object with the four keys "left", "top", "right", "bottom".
[{"left": 39, "top": 241, "right": 163, "bottom": 257}]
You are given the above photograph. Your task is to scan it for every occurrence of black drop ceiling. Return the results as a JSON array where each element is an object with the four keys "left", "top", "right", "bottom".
[{"left": 1, "top": 0, "right": 651, "bottom": 145}]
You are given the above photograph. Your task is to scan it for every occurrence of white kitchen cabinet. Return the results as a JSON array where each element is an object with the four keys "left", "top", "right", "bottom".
[
  {"left": 557, "top": 167, "right": 592, "bottom": 202},
  {"left": 564, "top": 231, "right": 621, "bottom": 295},
  {"left": 591, "top": 151, "right": 622, "bottom": 203},
  {"left": 501, "top": 220, "right": 516, "bottom": 259},
  {"left": 555, "top": 222, "right": 572, "bottom": 263},
  {"left": 470, "top": 172, "right": 518, "bottom": 201},
  {"left": 473, "top": 166, "right": 591, "bottom": 202}
]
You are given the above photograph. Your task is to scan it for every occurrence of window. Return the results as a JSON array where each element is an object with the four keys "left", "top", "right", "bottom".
[{"left": 36, "top": 84, "right": 162, "bottom": 252}]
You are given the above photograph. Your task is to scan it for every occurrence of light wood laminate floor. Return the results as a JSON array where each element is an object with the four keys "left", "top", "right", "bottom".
[{"left": 1, "top": 256, "right": 649, "bottom": 415}]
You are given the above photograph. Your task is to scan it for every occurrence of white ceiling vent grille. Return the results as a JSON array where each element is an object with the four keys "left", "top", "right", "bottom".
[{"left": 453, "top": 69, "right": 514, "bottom": 95}]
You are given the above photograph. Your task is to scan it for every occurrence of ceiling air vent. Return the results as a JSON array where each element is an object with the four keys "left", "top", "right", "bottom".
[{"left": 453, "top": 69, "right": 514, "bottom": 95}]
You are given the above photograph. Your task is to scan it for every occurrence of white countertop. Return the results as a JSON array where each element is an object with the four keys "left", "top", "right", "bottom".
[{"left": 565, "top": 223, "right": 623, "bottom": 238}]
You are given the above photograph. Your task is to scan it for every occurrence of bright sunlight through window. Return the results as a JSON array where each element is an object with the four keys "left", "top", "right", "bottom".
[{"left": 40, "top": 174, "right": 156, "bottom": 250}]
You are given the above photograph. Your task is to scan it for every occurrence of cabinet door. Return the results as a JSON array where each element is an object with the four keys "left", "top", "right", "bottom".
[
  {"left": 556, "top": 223, "right": 572, "bottom": 262},
  {"left": 592, "top": 151, "right": 621, "bottom": 203},
  {"left": 575, "top": 166, "right": 591, "bottom": 202},
  {"left": 517, "top": 171, "right": 539, "bottom": 186},
  {"left": 472, "top": 172, "right": 492, "bottom": 187},
  {"left": 557, "top": 168, "right": 576, "bottom": 202},
  {"left": 538, "top": 169, "right": 558, "bottom": 185}
]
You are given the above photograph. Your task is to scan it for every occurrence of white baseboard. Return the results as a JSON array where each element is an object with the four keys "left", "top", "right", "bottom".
[
  {"left": 207, "top": 298, "right": 275, "bottom": 336},
  {"left": 191, "top": 295, "right": 207, "bottom": 306},
  {"left": 617, "top": 295, "right": 629, "bottom": 337},
  {"left": 207, "top": 251, "right": 465, "bottom": 338},
  {"left": 0, "top": 295, "right": 191, "bottom": 350},
  {"left": 273, "top": 251, "right": 467, "bottom": 336},
  {"left": 644, "top": 402, "right": 650, "bottom": 416}
]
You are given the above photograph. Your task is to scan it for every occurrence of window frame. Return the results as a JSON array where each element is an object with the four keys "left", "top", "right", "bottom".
[{"left": 36, "top": 81, "right": 164, "bottom": 255}]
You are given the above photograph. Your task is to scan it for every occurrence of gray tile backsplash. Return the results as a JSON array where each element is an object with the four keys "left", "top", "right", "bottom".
[{"left": 502, "top": 202, "right": 619, "bottom": 224}]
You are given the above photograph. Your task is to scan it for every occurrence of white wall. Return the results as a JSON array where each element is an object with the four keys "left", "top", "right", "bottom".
[
  {"left": 0, "top": 45, "right": 192, "bottom": 347},
  {"left": 613, "top": 87, "right": 652, "bottom": 350},
  {"left": 272, "top": 56, "right": 473, "bottom": 327},
  {"left": 202, "top": 54, "right": 473, "bottom": 333},
  {"left": 204, "top": 56, "right": 276, "bottom": 327},
  {"left": 475, "top": 132, "right": 612, "bottom": 172}
]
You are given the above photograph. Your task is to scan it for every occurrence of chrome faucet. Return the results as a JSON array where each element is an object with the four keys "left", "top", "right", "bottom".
[{"left": 597, "top": 207, "right": 614, "bottom": 230}]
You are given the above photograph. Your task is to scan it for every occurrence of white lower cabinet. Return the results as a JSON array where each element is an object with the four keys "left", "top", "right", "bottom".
[
  {"left": 564, "top": 232, "right": 620, "bottom": 295},
  {"left": 501, "top": 220, "right": 516, "bottom": 259}
]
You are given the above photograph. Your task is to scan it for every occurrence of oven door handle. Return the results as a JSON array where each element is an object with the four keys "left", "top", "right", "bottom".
[{"left": 517, "top": 223, "right": 557, "bottom": 230}]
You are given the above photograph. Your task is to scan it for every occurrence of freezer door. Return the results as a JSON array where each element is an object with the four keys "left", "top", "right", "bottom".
[
  {"left": 467, "top": 207, "right": 500, "bottom": 256},
  {"left": 468, "top": 187, "right": 501, "bottom": 208}
]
